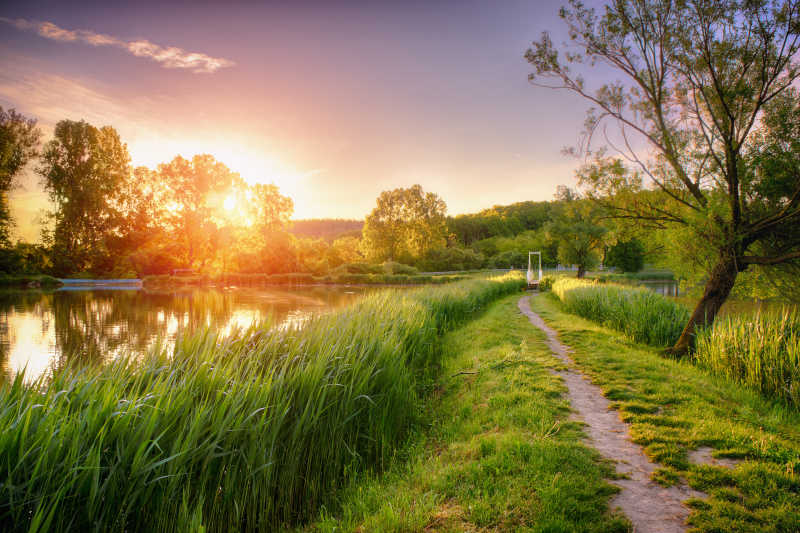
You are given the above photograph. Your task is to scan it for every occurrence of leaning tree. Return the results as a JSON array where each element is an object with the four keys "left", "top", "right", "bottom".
[{"left": 527, "top": 0, "right": 800, "bottom": 353}]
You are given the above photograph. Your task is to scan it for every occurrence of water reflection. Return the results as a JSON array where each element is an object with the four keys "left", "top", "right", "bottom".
[
  {"left": 0, "top": 286, "right": 376, "bottom": 382},
  {"left": 640, "top": 280, "right": 680, "bottom": 297}
]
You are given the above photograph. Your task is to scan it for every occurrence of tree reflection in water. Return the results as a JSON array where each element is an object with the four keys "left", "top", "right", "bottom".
[{"left": 0, "top": 286, "right": 374, "bottom": 382}]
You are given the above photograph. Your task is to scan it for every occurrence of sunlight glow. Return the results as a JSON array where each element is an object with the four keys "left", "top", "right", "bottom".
[{"left": 223, "top": 193, "right": 237, "bottom": 211}]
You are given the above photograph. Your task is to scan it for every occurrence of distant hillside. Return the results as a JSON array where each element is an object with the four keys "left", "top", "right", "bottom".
[
  {"left": 290, "top": 219, "right": 364, "bottom": 242},
  {"left": 448, "top": 200, "right": 556, "bottom": 245}
]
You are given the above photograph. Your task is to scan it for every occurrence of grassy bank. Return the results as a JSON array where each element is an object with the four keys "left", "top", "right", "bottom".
[
  {"left": 530, "top": 293, "right": 800, "bottom": 532},
  {"left": 550, "top": 278, "right": 800, "bottom": 408},
  {"left": 0, "top": 274, "right": 62, "bottom": 288},
  {"left": 0, "top": 273, "right": 524, "bottom": 532},
  {"left": 300, "top": 294, "right": 628, "bottom": 532},
  {"left": 142, "top": 272, "right": 468, "bottom": 289},
  {"left": 590, "top": 270, "right": 675, "bottom": 283},
  {"left": 696, "top": 309, "right": 800, "bottom": 408},
  {"left": 551, "top": 278, "right": 689, "bottom": 346}
]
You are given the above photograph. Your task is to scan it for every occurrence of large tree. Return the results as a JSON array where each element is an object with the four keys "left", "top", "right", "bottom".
[
  {"left": 0, "top": 107, "right": 41, "bottom": 246},
  {"left": 157, "top": 154, "right": 246, "bottom": 270},
  {"left": 361, "top": 184, "right": 448, "bottom": 263},
  {"left": 527, "top": 0, "right": 800, "bottom": 353},
  {"left": 39, "top": 120, "right": 131, "bottom": 275}
]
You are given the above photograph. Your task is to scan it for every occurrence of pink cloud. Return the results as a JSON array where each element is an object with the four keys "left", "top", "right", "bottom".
[{"left": 0, "top": 17, "right": 233, "bottom": 73}]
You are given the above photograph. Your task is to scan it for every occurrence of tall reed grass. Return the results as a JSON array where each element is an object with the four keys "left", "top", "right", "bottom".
[
  {"left": 0, "top": 273, "right": 524, "bottom": 532},
  {"left": 551, "top": 278, "right": 689, "bottom": 346},
  {"left": 695, "top": 308, "right": 800, "bottom": 407}
]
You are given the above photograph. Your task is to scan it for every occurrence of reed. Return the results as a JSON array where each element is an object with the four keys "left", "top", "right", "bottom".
[
  {"left": 0, "top": 273, "right": 523, "bottom": 532},
  {"left": 695, "top": 308, "right": 800, "bottom": 407},
  {"left": 551, "top": 278, "right": 689, "bottom": 346}
]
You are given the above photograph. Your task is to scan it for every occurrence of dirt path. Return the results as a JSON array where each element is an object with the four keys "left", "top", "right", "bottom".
[{"left": 518, "top": 296, "right": 705, "bottom": 533}]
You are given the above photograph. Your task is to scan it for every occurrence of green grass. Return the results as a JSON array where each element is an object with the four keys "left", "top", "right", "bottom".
[
  {"left": 551, "top": 278, "right": 689, "bottom": 347},
  {"left": 530, "top": 293, "right": 800, "bottom": 533},
  {"left": 299, "top": 295, "right": 628, "bottom": 532},
  {"left": 0, "top": 273, "right": 524, "bottom": 532},
  {"left": 695, "top": 308, "right": 800, "bottom": 408}
]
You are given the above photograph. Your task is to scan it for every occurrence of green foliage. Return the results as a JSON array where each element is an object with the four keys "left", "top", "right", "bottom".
[
  {"left": 417, "top": 246, "right": 485, "bottom": 271},
  {"left": 0, "top": 273, "right": 523, "bottom": 531},
  {"left": 0, "top": 242, "right": 51, "bottom": 274},
  {"left": 381, "top": 261, "right": 418, "bottom": 275},
  {"left": 290, "top": 219, "right": 363, "bottom": 242},
  {"left": 605, "top": 238, "right": 645, "bottom": 273},
  {"left": 361, "top": 185, "right": 448, "bottom": 263},
  {"left": 546, "top": 188, "right": 606, "bottom": 278},
  {"left": 551, "top": 278, "right": 689, "bottom": 346},
  {"left": 447, "top": 201, "right": 554, "bottom": 245},
  {"left": 528, "top": 0, "right": 800, "bottom": 348},
  {"left": 39, "top": 120, "right": 132, "bottom": 275},
  {"left": 0, "top": 274, "right": 61, "bottom": 288},
  {"left": 0, "top": 107, "right": 41, "bottom": 246},
  {"left": 695, "top": 309, "right": 800, "bottom": 408}
]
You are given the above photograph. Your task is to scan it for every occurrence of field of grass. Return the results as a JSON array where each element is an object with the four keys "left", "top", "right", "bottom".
[
  {"left": 0, "top": 273, "right": 524, "bottom": 532},
  {"left": 551, "top": 278, "right": 689, "bottom": 347},
  {"left": 299, "top": 294, "right": 628, "bottom": 532},
  {"left": 530, "top": 293, "right": 800, "bottom": 532}
]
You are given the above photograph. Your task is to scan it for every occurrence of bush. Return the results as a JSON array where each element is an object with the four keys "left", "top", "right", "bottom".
[
  {"left": 552, "top": 278, "right": 689, "bottom": 346},
  {"left": 418, "top": 247, "right": 486, "bottom": 272},
  {"left": 0, "top": 273, "right": 525, "bottom": 531},
  {"left": 695, "top": 309, "right": 800, "bottom": 407},
  {"left": 382, "top": 261, "right": 419, "bottom": 275},
  {"left": 605, "top": 239, "right": 645, "bottom": 273},
  {"left": 332, "top": 262, "right": 384, "bottom": 275}
]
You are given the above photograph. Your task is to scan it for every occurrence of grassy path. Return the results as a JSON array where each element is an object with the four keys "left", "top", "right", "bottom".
[
  {"left": 518, "top": 296, "right": 702, "bottom": 533},
  {"left": 529, "top": 292, "right": 800, "bottom": 532},
  {"left": 304, "top": 291, "right": 800, "bottom": 532},
  {"left": 302, "top": 293, "right": 628, "bottom": 532}
]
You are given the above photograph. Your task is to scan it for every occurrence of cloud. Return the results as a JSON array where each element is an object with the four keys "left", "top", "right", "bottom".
[{"left": 0, "top": 17, "right": 234, "bottom": 73}]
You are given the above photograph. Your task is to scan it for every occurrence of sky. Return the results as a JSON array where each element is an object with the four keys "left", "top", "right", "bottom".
[{"left": 0, "top": 0, "right": 598, "bottom": 242}]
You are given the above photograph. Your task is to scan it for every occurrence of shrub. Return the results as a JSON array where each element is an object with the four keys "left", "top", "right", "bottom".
[
  {"left": 605, "top": 239, "right": 646, "bottom": 273},
  {"left": 382, "top": 261, "right": 419, "bottom": 275}
]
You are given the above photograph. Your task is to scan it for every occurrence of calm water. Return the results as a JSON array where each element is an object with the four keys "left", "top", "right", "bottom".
[{"left": 0, "top": 286, "right": 378, "bottom": 382}]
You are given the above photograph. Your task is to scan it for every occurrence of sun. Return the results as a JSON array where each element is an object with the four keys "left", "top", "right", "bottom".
[{"left": 223, "top": 193, "right": 237, "bottom": 211}]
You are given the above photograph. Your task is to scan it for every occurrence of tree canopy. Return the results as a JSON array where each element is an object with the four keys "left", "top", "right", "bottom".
[
  {"left": 39, "top": 120, "right": 132, "bottom": 275},
  {"left": 0, "top": 107, "right": 41, "bottom": 246},
  {"left": 361, "top": 185, "right": 448, "bottom": 263},
  {"left": 527, "top": 0, "right": 800, "bottom": 352}
]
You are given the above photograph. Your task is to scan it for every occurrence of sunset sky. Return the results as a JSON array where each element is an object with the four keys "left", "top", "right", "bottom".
[{"left": 0, "top": 0, "right": 597, "bottom": 241}]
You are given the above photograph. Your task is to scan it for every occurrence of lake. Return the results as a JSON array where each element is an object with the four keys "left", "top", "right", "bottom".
[{"left": 0, "top": 285, "right": 378, "bottom": 382}]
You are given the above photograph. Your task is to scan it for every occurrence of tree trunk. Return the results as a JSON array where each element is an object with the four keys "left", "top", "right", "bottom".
[
  {"left": 669, "top": 256, "right": 739, "bottom": 356},
  {"left": 577, "top": 264, "right": 586, "bottom": 278}
]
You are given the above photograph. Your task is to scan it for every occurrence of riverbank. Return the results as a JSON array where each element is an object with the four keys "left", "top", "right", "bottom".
[
  {"left": 0, "top": 274, "right": 61, "bottom": 288},
  {"left": 0, "top": 273, "right": 525, "bottom": 532}
]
